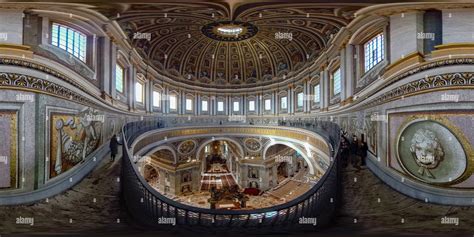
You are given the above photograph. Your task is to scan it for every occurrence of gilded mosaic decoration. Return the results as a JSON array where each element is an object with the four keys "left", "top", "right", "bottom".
[
  {"left": 178, "top": 140, "right": 197, "bottom": 155},
  {"left": 50, "top": 108, "right": 103, "bottom": 178},
  {"left": 244, "top": 138, "right": 262, "bottom": 153},
  {"left": 0, "top": 110, "right": 18, "bottom": 189}
]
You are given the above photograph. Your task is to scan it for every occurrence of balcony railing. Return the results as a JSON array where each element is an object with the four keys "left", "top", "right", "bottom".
[{"left": 121, "top": 118, "right": 341, "bottom": 231}]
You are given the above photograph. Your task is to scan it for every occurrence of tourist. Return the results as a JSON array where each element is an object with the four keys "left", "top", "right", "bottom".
[
  {"left": 359, "top": 139, "right": 368, "bottom": 167},
  {"left": 340, "top": 134, "right": 349, "bottom": 167},
  {"left": 110, "top": 134, "right": 121, "bottom": 162},
  {"left": 350, "top": 134, "right": 359, "bottom": 168}
]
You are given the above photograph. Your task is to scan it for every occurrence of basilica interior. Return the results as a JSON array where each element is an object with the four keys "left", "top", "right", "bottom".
[{"left": 0, "top": 0, "right": 473, "bottom": 236}]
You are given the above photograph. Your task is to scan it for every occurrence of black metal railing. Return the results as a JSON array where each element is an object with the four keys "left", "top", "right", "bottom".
[{"left": 121, "top": 118, "right": 341, "bottom": 230}]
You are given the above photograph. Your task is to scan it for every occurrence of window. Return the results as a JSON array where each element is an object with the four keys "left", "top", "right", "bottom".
[
  {"left": 115, "top": 64, "right": 124, "bottom": 93},
  {"left": 313, "top": 84, "right": 320, "bottom": 103},
  {"left": 233, "top": 101, "right": 240, "bottom": 112},
  {"left": 153, "top": 91, "right": 161, "bottom": 107},
  {"left": 51, "top": 23, "right": 87, "bottom": 62},
  {"left": 217, "top": 101, "right": 224, "bottom": 112},
  {"left": 248, "top": 100, "right": 255, "bottom": 112},
  {"left": 135, "top": 82, "right": 143, "bottom": 103},
  {"left": 202, "top": 100, "right": 208, "bottom": 112},
  {"left": 186, "top": 98, "right": 193, "bottom": 111},
  {"left": 297, "top": 92, "right": 304, "bottom": 108},
  {"left": 169, "top": 95, "right": 177, "bottom": 110},
  {"left": 332, "top": 68, "right": 341, "bottom": 96},
  {"left": 280, "top": 96, "right": 287, "bottom": 110},
  {"left": 264, "top": 99, "right": 271, "bottom": 111},
  {"left": 364, "top": 33, "right": 384, "bottom": 72}
]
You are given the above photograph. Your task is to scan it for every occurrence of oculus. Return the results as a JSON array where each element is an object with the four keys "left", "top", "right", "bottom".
[
  {"left": 202, "top": 21, "right": 258, "bottom": 42},
  {"left": 216, "top": 25, "right": 243, "bottom": 36}
]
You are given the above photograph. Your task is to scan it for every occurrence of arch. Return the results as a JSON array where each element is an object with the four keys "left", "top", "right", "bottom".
[
  {"left": 145, "top": 145, "right": 178, "bottom": 164},
  {"left": 143, "top": 164, "right": 158, "bottom": 182},
  {"left": 262, "top": 141, "right": 319, "bottom": 175},
  {"left": 249, "top": 181, "right": 259, "bottom": 189},
  {"left": 348, "top": 18, "right": 387, "bottom": 45},
  {"left": 195, "top": 137, "right": 245, "bottom": 173},
  {"left": 196, "top": 137, "right": 245, "bottom": 160}
]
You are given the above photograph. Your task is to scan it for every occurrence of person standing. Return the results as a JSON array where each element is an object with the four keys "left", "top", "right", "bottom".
[
  {"left": 350, "top": 135, "right": 359, "bottom": 168},
  {"left": 110, "top": 134, "right": 120, "bottom": 162},
  {"left": 340, "top": 134, "right": 349, "bottom": 168},
  {"left": 359, "top": 139, "right": 368, "bottom": 167}
]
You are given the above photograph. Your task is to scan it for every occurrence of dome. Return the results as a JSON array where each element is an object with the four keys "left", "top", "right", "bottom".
[{"left": 107, "top": 3, "right": 362, "bottom": 88}]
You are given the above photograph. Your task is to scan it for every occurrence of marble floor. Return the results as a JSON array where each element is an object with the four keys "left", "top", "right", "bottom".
[{"left": 156, "top": 169, "right": 313, "bottom": 210}]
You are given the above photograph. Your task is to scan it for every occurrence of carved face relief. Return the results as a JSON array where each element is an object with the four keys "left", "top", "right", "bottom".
[
  {"left": 409, "top": 129, "right": 444, "bottom": 178},
  {"left": 396, "top": 118, "right": 468, "bottom": 184}
]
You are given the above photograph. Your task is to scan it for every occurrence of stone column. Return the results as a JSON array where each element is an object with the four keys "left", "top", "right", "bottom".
[
  {"left": 320, "top": 66, "right": 329, "bottom": 109},
  {"left": 286, "top": 85, "right": 293, "bottom": 114},
  {"left": 344, "top": 44, "right": 354, "bottom": 101},
  {"left": 110, "top": 43, "right": 117, "bottom": 99},
  {"left": 128, "top": 65, "right": 135, "bottom": 111}
]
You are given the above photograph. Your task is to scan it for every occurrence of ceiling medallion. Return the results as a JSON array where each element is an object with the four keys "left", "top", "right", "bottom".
[{"left": 202, "top": 21, "right": 258, "bottom": 42}]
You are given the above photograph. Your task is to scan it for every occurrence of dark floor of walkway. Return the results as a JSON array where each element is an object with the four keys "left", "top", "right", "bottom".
[
  {"left": 323, "top": 164, "right": 474, "bottom": 236},
  {"left": 0, "top": 156, "right": 473, "bottom": 236},
  {"left": 0, "top": 150, "right": 129, "bottom": 235}
]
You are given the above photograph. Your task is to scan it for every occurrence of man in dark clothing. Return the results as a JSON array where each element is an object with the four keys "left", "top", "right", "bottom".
[
  {"left": 350, "top": 135, "right": 359, "bottom": 167},
  {"left": 110, "top": 134, "right": 120, "bottom": 162},
  {"left": 359, "top": 140, "right": 368, "bottom": 166},
  {"left": 340, "top": 134, "right": 349, "bottom": 168}
]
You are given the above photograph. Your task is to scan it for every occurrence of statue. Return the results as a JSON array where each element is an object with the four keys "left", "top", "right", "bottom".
[{"left": 409, "top": 129, "right": 444, "bottom": 179}]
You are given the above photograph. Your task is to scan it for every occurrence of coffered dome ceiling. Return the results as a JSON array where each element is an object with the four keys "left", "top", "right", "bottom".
[{"left": 100, "top": 2, "right": 365, "bottom": 88}]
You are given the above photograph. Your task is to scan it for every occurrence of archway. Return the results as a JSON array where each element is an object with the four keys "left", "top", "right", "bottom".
[
  {"left": 143, "top": 165, "right": 159, "bottom": 188},
  {"left": 146, "top": 145, "right": 178, "bottom": 164},
  {"left": 249, "top": 181, "right": 259, "bottom": 189},
  {"left": 263, "top": 141, "right": 321, "bottom": 176},
  {"left": 264, "top": 143, "right": 310, "bottom": 184},
  {"left": 277, "top": 162, "right": 288, "bottom": 183},
  {"left": 196, "top": 137, "right": 244, "bottom": 174}
]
